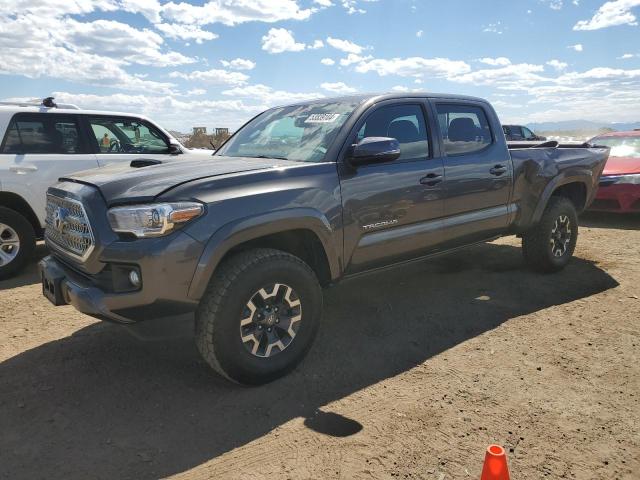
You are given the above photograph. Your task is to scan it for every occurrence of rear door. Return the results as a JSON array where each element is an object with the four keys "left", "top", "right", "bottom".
[
  {"left": 83, "top": 115, "right": 174, "bottom": 167},
  {"left": 0, "top": 113, "right": 97, "bottom": 226},
  {"left": 339, "top": 99, "right": 445, "bottom": 274},
  {"left": 434, "top": 101, "right": 512, "bottom": 245}
]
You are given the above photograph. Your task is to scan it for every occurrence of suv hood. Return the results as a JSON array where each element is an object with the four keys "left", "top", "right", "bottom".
[{"left": 61, "top": 156, "right": 301, "bottom": 204}]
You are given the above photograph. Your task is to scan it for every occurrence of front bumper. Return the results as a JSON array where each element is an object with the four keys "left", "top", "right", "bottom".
[
  {"left": 590, "top": 183, "right": 640, "bottom": 213},
  {"left": 39, "top": 231, "right": 203, "bottom": 324}
]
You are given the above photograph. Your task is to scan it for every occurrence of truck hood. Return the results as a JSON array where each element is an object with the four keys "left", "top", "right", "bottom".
[
  {"left": 61, "top": 156, "right": 302, "bottom": 204},
  {"left": 602, "top": 156, "right": 640, "bottom": 176}
]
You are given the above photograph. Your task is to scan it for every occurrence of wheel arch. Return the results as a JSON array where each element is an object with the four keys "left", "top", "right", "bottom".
[
  {"left": 0, "top": 192, "right": 41, "bottom": 237},
  {"left": 531, "top": 174, "right": 591, "bottom": 224},
  {"left": 188, "top": 209, "right": 341, "bottom": 300}
]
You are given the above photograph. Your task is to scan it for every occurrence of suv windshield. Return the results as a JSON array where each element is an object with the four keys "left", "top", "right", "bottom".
[
  {"left": 592, "top": 136, "right": 640, "bottom": 158},
  {"left": 216, "top": 101, "right": 359, "bottom": 163}
]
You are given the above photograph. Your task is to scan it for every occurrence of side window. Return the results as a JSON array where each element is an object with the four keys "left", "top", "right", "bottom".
[
  {"left": 0, "top": 114, "right": 85, "bottom": 154},
  {"left": 436, "top": 104, "right": 492, "bottom": 155},
  {"left": 359, "top": 104, "right": 429, "bottom": 161},
  {"left": 89, "top": 117, "right": 169, "bottom": 154},
  {"left": 522, "top": 127, "right": 535, "bottom": 139}
]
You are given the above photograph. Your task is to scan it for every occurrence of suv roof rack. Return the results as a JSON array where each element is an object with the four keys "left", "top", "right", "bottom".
[{"left": 0, "top": 97, "right": 80, "bottom": 110}]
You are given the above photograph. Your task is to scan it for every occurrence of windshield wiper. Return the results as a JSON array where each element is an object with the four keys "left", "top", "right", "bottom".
[{"left": 233, "top": 154, "right": 289, "bottom": 161}]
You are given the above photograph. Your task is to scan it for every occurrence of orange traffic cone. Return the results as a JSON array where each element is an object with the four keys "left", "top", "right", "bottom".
[{"left": 480, "top": 444, "right": 510, "bottom": 480}]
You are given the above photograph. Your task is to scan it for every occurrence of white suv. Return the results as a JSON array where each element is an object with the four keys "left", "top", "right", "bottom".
[{"left": 0, "top": 98, "right": 212, "bottom": 279}]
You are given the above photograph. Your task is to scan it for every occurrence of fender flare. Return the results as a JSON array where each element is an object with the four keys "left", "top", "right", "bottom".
[
  {"left": 531, "top": 171, "right": 593, "bottom": 224},
  {"left": 187, "top": 208, "right": 340, "bottom": 300}
]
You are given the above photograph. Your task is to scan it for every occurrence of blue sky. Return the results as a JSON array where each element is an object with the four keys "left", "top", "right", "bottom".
[{"left": 1, "top": 0, "right": 639, "bottom": 131}]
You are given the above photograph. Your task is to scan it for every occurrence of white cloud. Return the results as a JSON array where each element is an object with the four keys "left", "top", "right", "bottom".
[
  {"left": 618, "top": 53, "right": 636, "bottom": 59},
  {"left": 261, "top": 28, "right": 306, "bottom": 53},
  {"left": 391, "top": 85, "right": 410, "bottom": 92},
  {"left": 119, "top": 0, "right": 163, "bottom": 22},
  {"left": 310, "top": 39, "right": 325, "bottom": 49},
  {"left": 483, "top": 22, "right": 503, "bottom": 34},
  {"left": 0, "top": 14, "right": 179, "bottom": 93},
  {"left": 574, "top": 0, "right": 640, "bottom": 30},
  {"left": 321, "top": 58, "right": 336, "bottom": 65},
  {"left": 568, "top": 43, "right": 584, "bottom": 51},
  {"left": 451, "top": 63, "right": 547, "bottom": 90},
  {"left": 220, "top": 58, "right": 256, "bottom": 70},
  {"left": 541, "top": 0, "right": 564, "bottom": 10},
  {"left": 320, "top": 82, "right": 357, "bottom": 94},
  {"left": 326, "top": 36, "right": 365, "bottom": 54},
  {"left": 169, "top": 69, "right": 249, "bottom": 86},
  {"left": 352, "top": 56, "right": 471, "bottom": 79},
  {"left": 222, "top": 84, "right": 322, "bottom": 105},
  {"left": 186, "top": 88, "right": 207, "bottom": 95},
  {"left": 155, "top": 23, "right": 218, "bottom": 44},
  {"left": 547, "top": 59, "right": 568, "bottom": 70},
  {"left": 339, "top": 53, "right": 373, "bottom": 66},
  {"left": 161, "top": 0, "right": 314, "bottom": 26},
  {"left": 314, "top": 0, "right": 333, "bottom": 6},
  {"left": 478, "top": 57, "right": 512, "bottom": 66},
  {"left": 416, "top": 30, "right": 424, "bottom": 38}
]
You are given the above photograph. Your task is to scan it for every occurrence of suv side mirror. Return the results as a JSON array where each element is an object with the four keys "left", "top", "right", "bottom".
[
  {"left": 169, "top": 141, "right": 182, "bottom": 154},
  {"left": 349, "top": 137, "right": 401, "bottom": 167}
]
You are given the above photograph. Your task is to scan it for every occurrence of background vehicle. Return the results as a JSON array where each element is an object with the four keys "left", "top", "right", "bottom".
[
  {"left": 588, "top": 130, "right": 640, "bottom": 213},
  {"left": 0, "top": 98, "right": 212, "bottom": 279},
  {"left": 39, "top": 93, "right": 609, "bottom": 384},
  {"left": 503, "top": 124, "right": 547, "bottom": 142}
]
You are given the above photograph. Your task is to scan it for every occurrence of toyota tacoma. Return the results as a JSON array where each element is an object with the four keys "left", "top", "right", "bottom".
[{"left": 39, "top": 93, "right": 609, "bottom": 384}]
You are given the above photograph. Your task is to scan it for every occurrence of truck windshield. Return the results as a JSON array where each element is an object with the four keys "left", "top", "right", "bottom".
[
  {"left": 592, "top": 136, "right": 640, "bottom": 158},
  {"left": 216, "top": 101, "right": 359, "bottom": 163}
]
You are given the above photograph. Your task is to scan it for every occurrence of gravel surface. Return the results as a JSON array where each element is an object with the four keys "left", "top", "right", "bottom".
[{"left": 0, "top": 212, "right": 638, "bottom": 480}]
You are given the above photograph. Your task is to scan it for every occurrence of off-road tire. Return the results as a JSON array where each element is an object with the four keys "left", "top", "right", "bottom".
[
  {"left": 195, "top": 248, "right": 322, "bottom": 385},
  {"left": 0, "top": 207, "right": 36, "bottom": 280},
  {"left": 522, "top": 196, "right": 578, "bottom": 273}
]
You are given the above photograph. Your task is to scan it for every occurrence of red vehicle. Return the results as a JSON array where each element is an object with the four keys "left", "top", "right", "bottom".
[{"left": 589, "top": 130, "right": 640, "bottom": 213}]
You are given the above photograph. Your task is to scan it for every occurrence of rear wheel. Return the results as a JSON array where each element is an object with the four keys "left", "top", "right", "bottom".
[
  {"left": 195, "top": 248, "right": 322, "bottom": 385},
  {"left": 0, "top": 207, "right": 36, "bottom": 280},
  {"left": 522, "top": 196, "right": 578, "bottom": 273}
]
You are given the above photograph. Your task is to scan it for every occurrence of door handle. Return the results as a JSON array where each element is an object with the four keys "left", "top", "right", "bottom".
[
  {"left": 489, "top": 165, "right": 507, "bottom": 176},
  {"left": 9, "top": 165, "right": 38, "bottom": 174},
  {"left": 420, "top": 172, "right": 443, "bottom": 187}
]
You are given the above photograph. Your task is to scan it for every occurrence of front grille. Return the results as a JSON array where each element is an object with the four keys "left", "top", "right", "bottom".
[{"left": 45, "top": 194, "right": 95, "bottom": 261}]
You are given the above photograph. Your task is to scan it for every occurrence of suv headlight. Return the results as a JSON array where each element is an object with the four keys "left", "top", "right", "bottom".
[{"left": 107, "top": 202, "right": 204, "bottom": 238}]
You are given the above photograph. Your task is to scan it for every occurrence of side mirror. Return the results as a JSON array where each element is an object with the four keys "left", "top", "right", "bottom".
[
  {"left": 349, "top": 137, "right": 401, "bottom": 167},
  {"left": 168, "top": 141, "right": 181, "bottom": 154}
]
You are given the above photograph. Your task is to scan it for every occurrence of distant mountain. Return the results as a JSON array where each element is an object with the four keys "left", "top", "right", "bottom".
[{"left": 528, "top": 120, "right": 640, "bottom": 132}]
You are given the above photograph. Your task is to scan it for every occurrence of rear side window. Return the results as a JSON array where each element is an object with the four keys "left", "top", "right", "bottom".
[
  {"left": 358, "top": 104, "right": 429, "bottom": 161},
  {"left": 436, "top": 104, "right": 492, "bottom": 155},
  {"left": 0, "top": 114, "right": 86, "bottom": 154}
]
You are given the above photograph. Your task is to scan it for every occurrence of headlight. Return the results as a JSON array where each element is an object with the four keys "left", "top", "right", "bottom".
[
  {"left": 600, "top": 174, "right": 640, "bottom": 185},
  {"left": 107, "top": 202, "right": 204, "bottom": 238}
]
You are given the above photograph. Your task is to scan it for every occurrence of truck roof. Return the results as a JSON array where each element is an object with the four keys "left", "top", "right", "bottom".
[
  {"left": 285, "top": 92, "right": 490, "bottom": 107},
  {"left": 0, "top": 104, "right": 151, "bottom": 121}
]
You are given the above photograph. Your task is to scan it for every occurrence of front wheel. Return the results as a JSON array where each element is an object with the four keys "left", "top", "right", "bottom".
[
  {"left": 195, "top": 248, "right": 322, "bottom": 385},
  {"left": 522, "top": 196, "right": 578, "bottom": 273},
  {"left": 0, "top": 207, "right": 36, "bottom": 280}
]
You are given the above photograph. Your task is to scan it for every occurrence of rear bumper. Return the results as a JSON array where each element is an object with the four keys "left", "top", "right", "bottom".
[{"left": 590, "top": 184, "right": 640, "bottom": 213}]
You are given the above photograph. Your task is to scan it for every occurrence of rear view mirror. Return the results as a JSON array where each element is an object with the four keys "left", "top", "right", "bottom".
[{"left": 349, "top": 137, "right": 401, "bottom": 167}]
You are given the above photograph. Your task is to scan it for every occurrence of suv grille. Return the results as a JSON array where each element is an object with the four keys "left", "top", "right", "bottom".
[{"left": 45, "top": 194, "right": 95, "bottom": 260}]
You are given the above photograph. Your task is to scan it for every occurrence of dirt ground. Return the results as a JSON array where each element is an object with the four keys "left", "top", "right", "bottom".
[{"left": 0, "top": 212, "right": 638, "bottom": 480}]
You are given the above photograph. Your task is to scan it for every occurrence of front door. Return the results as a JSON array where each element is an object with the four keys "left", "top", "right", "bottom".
[
  {"left": 83, "top": 116, "right": 173, "bottom": 167},
  {"left": 339, "top": 101, "right": 445, "bottom": 274}
]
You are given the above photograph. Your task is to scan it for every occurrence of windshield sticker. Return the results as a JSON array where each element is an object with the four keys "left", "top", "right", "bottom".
[{"left": 305, "top": 113, "right": 341, "bottom": 124}]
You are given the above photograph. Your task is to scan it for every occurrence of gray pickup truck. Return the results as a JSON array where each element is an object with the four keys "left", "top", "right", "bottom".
[{"left": 39, "top": 93, "right": 609, "bottom": 384}]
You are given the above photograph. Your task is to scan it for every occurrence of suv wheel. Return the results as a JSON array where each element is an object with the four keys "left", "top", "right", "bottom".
[
  {"left": 0, "top": 207, "right": 36, "bottom": 280},
  {"left": 522, "top": 196, "right": 578, "bottom": 273},
  {"left": 195, "top": 248, "right": 322, "bottom": 385}
]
